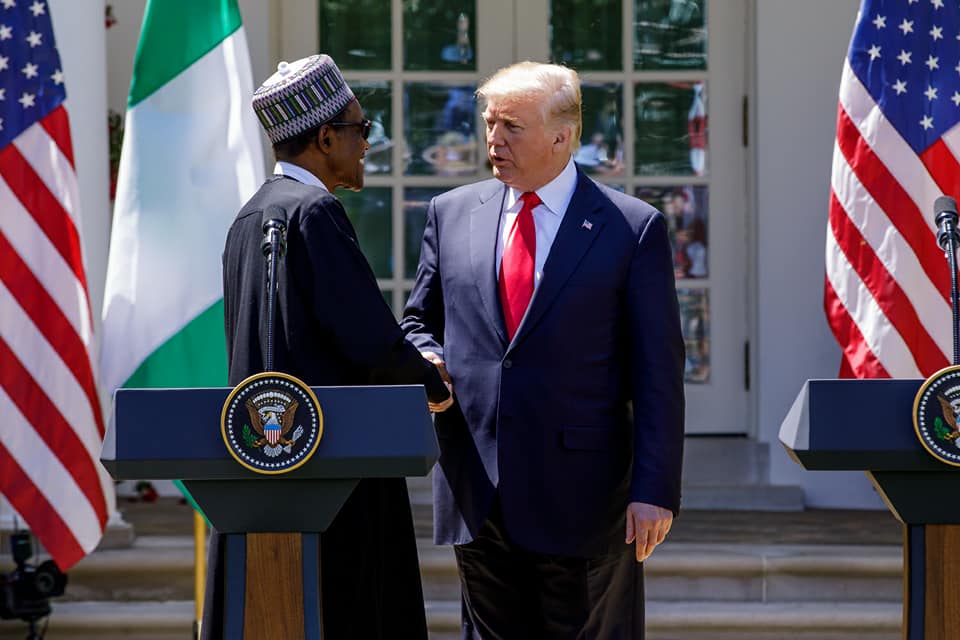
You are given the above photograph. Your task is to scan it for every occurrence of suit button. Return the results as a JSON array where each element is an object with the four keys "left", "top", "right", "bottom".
[{"left": 503, "top": 359, "right": 513, "bottom": 369}]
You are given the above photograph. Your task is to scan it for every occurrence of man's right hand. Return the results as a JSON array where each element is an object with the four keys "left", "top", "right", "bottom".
[
  {"left": 421, "top": 351, "right": 451, "bottom": 384},
  {"left": 429, "top": 381, "right": 454, "bottom": 413},
  {"left": 422, "top": 351, "right": 454, "bottom": 412}
]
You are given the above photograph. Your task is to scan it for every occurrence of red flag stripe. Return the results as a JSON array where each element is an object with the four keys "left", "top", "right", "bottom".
[
  {"left": 0, "top": 183, "right": 92, "bottom": 343},
  {"left": 824, "top": 274, "right": 891, "bottom": 378},
  {"left": 834, "top": 105, "right": 950, "bottom": 303},
  {"left": 825, "top": 210, "right": 922, "bottom": 376},
  {"left": 14, "top": 120, "right": 83, "bottom": 233},
  {"left": 829, "top": 131, "right": 952, "bottom": 360},
  {"left": 0, "top": 442, "right": 85, "bottom": 570},
  {"left": 828, "top": 192, "right": 948, "bottom": 374},
  {"left": 920, "top": 138, "right": 960, "bottom": 202},
  {"left": 0, "top": 231, "right": 104, "bottom": 437},
  {"left": 0, "top": 144, "right": 88, "bottom": 290},
  {"left": 0, "top": 278, "right": 103, "bottom": 464},
  {"left": 38, "top": 105, "right": 75, "bottom": 168},
  {"left": 0, "top": 337, "right": 108, "bottom": 527}
]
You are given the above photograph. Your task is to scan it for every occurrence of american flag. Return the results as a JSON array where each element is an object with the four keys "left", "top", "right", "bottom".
[
  {"left": 826, "top": 0, "right": 960, "bottom": 378},
  {"left": 0, "top": 1, "right": 109, "bottom": 570}
]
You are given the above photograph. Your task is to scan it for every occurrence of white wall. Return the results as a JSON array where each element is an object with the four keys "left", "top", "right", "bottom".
[{"left": 755, "top": 0, "right": 885, "bottom": 508}]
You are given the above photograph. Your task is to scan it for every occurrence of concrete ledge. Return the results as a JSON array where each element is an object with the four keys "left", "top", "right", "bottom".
[
  {"left": 1, "top": 599, "right": 900, "bottom": 640},
  {"left": 682, "top": 484, "right": 805, "bottom": 511},
  {"left": 0, "top": 601, "right": 193, "bottom": 640},
  {"left": 426, "top": 600, "right": 901, "bottom": 637}
]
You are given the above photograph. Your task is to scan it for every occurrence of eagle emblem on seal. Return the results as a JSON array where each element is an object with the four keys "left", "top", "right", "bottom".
[
  {"left": 243, "top": 390, "right": 304, "bottom": 457},
  {"left": 935, "top": 395, "right": 960, "bottom": 446}
]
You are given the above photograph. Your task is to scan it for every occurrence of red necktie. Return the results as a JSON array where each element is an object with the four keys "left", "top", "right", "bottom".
[{"left": 499, "top": 191, "right": 541, "bottom": 340}]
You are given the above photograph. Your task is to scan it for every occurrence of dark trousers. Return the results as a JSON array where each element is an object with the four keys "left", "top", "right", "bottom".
[{"left": 454, "top": 500, "right": 644, "bottom": 640}]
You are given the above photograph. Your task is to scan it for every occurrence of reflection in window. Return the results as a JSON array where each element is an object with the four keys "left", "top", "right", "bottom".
[
  {"left": 550, "top": 0, "right": 622, "bottom": 71},
  {"left": 337, "top": 187, "right": 393, "bottom": 278},
  {"left": 634, "top": 0, "right": 707, "bottom": 70},
  {"left": 352, "top": 82, "right": 393, "bottom": 174},
  {"left": 404, "top": 84, "right": 478, "bottom": 176},
  {"left": 635, "top": 81, "right": 707, "bottom": 176},
  {"left": 403, "top": 187, "right": 448, "bottom": 278},
  {"left": 636, "top": 185, "right": 708, "bottom": 278},
  {"left": 678, "top": 288, "right": 709, "bottom": 383},
  {"left": 319, "top": 0, "right": 391, "bottom": 70},
  {"left": 575, "top": 84, "right": 624, "bottom": 177},
  {"left": 403, "top": 1, "right": 476, "bottom": 71}
]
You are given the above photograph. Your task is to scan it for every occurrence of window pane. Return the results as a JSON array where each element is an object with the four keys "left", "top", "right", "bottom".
[
  {"left": 575, "top": 83, "right": 624, "bottom": 177},
  {"left": 636, "top": 185, "right": 708, "bottom": 278},
  {"left": 634, "top": 81, "right": 707, "bottom": 176},
  {"left": 404, "top": 84, "right": 478, "bottom": 176},
  {"left": 634, "top": 0, "right": 707, "bottom": 70},
  {"left": 319, "top": 0, "right": 391, "bottom": 70},
  {"left": 550, "top": 0, "right": 622, "bottom": 71},
  {"left": 404, "top": 187, "right": 450, "bottom": 278},
  {"left": 337, "top": 187, "right": 393, "bottom": 278},
  {"left": 403, "top": 1, "right": 476, "bottom": 71},
  {"left": 678, "top": 288, "right": 709, "bottom": 383},
  {"left": 353, "top": 82, "right": 393, "bottom": 175}
]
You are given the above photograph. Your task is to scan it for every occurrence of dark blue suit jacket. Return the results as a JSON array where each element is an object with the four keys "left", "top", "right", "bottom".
[{"left": 402, "top": 168, "right": 685, "bottom": 558}]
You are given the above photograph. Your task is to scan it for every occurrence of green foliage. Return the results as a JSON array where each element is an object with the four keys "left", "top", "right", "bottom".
[
  {"left": 934, "top": 417, "right": 953, "bottom": 442},
  {"left": 242, "top": 424, "right": 258, "bottom": 448}
]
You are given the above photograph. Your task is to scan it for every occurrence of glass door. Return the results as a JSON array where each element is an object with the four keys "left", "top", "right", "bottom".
[{"left": 277, "top": 0, "right": 748, "bottom": 433}]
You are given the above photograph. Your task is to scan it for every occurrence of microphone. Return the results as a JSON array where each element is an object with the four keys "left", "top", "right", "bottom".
[
  {"left": 935, "top": 195, "right": 958, "bottom": 251},
  {"left": 936, "top": 195, "right": 960, "bottom": 365},
  {"left": 261, "top": 205, "right": 288, "bottom": 371},
  {"left": 261, "top": 205, "right": 288, "bottom": 258}
]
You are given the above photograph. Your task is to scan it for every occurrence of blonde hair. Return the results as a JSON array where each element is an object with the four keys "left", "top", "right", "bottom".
[{"left": 477, "top": 61, "right": 582, "bottom": 151}]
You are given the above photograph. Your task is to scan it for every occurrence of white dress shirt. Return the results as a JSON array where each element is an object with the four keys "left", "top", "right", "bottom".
[
  {"left": 274, "top": 161, "right": 328, "bottom": 192},
  {"left": 496, "top": 156, "right": 578, "bottom": 290}
]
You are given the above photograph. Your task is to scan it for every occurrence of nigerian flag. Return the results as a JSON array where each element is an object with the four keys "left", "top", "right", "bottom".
[{"left": 100, "top": 0, "right": 264, "bottom": 470}]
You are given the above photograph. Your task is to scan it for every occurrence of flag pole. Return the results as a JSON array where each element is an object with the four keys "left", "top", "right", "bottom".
[{"left": 194, "top": 511, "right": 206, "bottom": 638}]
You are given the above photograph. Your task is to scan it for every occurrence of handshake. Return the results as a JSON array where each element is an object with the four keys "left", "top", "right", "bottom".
[{"left": 422, "top": 351, "right": 454, "bottom": 413}]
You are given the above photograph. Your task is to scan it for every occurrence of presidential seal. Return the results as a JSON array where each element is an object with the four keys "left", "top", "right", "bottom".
[
  {"left": 221, "top": 372, "right": 323, "bottom": 474},
  {"left": 913, "top": 365, "right": 960, "bottom": 468}
]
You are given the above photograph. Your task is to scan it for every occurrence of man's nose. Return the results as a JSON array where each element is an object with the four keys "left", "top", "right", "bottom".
[{"left": 487, "top": 123, "right": 503, "bottom": 145}]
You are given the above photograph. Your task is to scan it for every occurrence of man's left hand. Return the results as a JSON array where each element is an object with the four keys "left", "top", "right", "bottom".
[{"left": 625, "top": 502, "right": 673, "bottom": 563}]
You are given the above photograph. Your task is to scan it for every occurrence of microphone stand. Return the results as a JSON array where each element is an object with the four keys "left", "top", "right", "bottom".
[
  {"left": 946, "top": 221, "right": 960, "bottom": 366},
  {"left": 261, "top": 207, "right": 288, "bottom": 371}
]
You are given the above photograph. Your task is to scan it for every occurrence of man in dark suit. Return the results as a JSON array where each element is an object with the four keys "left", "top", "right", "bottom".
[
  {"left": 403, "top": 61, "right": 685, "bottom": 638},
  {"left": 203, "top": 54, "right": 452, "bottom": 640}
]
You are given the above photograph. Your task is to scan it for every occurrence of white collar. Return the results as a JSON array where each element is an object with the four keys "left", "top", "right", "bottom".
[
  {"left": 507, "top": 156, "right": 578, "bottom": 217},
  {"left": 273, "top": 161, "right": 328, "bottom": 193}
]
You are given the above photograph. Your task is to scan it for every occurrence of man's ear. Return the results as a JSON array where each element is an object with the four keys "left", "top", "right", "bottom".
[{"left": 316, "top": 125, "right": 333, "bottom": 152}]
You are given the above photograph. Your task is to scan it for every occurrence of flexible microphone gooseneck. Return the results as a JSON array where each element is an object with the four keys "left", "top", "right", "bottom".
[
  {"left": 935, "top": 196, "right": 960, "bottom": 365},
  {"left": 261, "top": 205, "right": 288, "bottom": 371}
]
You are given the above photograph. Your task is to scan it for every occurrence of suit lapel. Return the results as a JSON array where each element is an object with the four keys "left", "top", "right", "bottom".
[
  {"left": 470, "top": 182, "right": 509, "bottom": 347},
  {"left": 511, "top": 170, "right": 606, "bottom": 348}
]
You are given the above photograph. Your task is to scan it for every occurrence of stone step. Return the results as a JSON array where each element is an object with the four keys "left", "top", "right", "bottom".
[
  {"left": 0, "top": 600, "right": 900, "bottom": 640},
  {"left": 22, "top": 537, "right": 902, "bottom": 605}
]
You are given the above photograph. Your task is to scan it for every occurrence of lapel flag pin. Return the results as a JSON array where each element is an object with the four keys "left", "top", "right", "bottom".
[{"left": 581, "top": 220, "right": 593, "bottom": 230}]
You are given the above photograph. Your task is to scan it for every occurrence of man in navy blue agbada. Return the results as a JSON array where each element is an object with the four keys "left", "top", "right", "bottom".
[{"left": 403, "top": 62, "right": 685, "bottom": 638}]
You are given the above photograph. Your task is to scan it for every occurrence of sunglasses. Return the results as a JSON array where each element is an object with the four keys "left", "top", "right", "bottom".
[{"left": 326, "top": 118, "right": 372, "bottom": 140}]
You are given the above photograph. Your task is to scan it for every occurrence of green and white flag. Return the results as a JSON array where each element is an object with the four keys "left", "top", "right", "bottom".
[{"left": 101, "top": 1, "right": 264, "bottom": 442}]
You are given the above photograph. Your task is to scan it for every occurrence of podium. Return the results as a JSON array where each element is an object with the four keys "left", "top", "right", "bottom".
[
  {"left": 100, "top": 384, "right": 438, "bottom": 640},
  {"left": 780, "top": 379, "right": 960, "bottom": 640}
]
